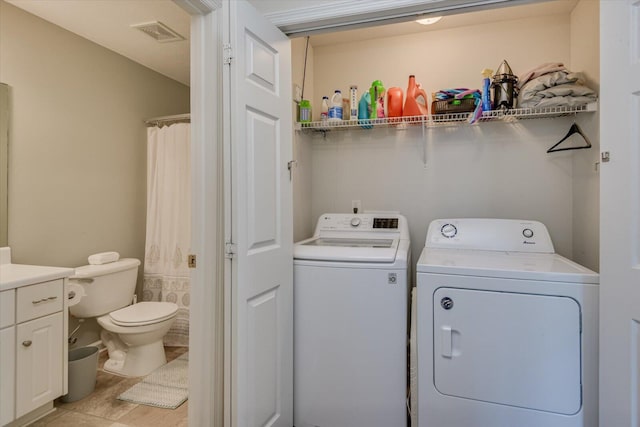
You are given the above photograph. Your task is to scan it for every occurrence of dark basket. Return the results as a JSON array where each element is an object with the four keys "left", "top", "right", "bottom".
[{"left": 431, "top": 97, "right": 477, "bottom": 114}]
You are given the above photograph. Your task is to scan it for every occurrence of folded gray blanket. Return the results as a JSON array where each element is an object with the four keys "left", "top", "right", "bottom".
[
  {"left": 519, "top": 62, "right": 566, "bottom": 87},
  {"left": 518, "top": 71, "right": 597, "bottom": 108}
]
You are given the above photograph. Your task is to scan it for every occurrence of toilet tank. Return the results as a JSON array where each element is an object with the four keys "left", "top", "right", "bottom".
[{"left": 69, "top": 258, "right": 141, "bottom": 318}]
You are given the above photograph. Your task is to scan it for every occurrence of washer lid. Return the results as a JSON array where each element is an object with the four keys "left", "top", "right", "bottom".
[
  {"left": 294, "top": 237, "right": 399, "bottom": 262},
  {"left": 417, "top": 248, "right": 599, "bottom": 284},
  {"left": 109, "top": 302, "right": 178, "bottom": 326}
]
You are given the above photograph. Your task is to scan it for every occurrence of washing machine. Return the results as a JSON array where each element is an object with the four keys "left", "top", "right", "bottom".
[
  {"left": 294, "top": 213, "right": 410, "bottom": 427},
  {"left": 416, "top": 218, "right": 598, "bottom": 427}
]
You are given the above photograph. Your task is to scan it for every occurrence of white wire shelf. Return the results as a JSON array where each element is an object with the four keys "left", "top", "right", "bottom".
[{"left": 296, "top": 102, "right": 597, "bottom": 132}]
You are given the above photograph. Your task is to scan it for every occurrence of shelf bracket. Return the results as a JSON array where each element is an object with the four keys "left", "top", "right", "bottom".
[{"left": 422, "top": 119, "right": 428, "bottom": 167}]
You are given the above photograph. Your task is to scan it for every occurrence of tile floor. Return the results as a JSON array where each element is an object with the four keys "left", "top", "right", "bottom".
[{"left": 31, "top": 347, "right": 189, "bottom": 427}]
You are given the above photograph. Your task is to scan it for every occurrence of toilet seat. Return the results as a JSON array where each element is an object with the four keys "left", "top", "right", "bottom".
[{"left": 109, "top": 302, "right": 178, "bottom": 327}]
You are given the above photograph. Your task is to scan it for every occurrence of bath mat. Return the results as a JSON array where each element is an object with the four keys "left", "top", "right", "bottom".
[{"left": 118, "top": 352, "right": 188, "bottom": 409}]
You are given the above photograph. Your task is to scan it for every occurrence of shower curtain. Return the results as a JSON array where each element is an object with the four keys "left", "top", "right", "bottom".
[{"left": 142, "top": 123, "right": 191, "bottom": 347}]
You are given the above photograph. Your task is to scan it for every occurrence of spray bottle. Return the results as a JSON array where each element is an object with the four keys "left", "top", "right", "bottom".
[{"left": 369, "top": 80, "right": 386, "bottom": 119}]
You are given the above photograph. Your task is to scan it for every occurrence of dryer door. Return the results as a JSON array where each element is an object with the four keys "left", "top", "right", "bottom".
[{"left": 433, "top": 287, "right": 581, "bottom": 415}]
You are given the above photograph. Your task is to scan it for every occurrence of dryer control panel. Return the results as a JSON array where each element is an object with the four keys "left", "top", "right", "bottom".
[{"left": 425, "top": 218, "right": 555, "bottom": 253}]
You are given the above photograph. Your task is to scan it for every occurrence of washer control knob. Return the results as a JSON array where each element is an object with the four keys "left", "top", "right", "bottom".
[
  {"left": 522, "top": 228, "right": 534, "bottom": 239},
  {"left": 441, "top": 223, "right": 457, "bottom": 238},
  {"left": 350, "top": 217, "right": 361, "bottom": 227}
]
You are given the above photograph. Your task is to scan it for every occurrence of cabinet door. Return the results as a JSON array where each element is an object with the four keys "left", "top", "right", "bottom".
[
  {"left": 16, "top": 312, "right": 63, "bottom": 418},
  {"left": 1, "top": 326, "right": 15, "bottom": 425}
]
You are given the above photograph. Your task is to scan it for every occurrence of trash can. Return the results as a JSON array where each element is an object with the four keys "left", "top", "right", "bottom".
[{"left": 61, "top": 346, "right": 99, "bottom": 403}]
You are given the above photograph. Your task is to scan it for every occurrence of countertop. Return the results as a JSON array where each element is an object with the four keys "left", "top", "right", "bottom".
[{"left": 0, "top": 263, "right": 74, "bottom": 291}]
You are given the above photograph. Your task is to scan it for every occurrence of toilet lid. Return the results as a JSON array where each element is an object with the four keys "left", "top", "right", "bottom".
[{"left": 109, "top": 302, "right": 178, "bottom": 327}]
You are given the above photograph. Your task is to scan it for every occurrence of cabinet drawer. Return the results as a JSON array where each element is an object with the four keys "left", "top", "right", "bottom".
[
  {"left": 0, "top": 289, "right": 15, "bottom": 328},
  {"left": 16, "top": 280, "right": 63, "bottom": 323}
]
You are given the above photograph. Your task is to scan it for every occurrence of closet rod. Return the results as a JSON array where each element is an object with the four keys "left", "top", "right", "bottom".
[{"left": 144, "top": 113, "right": 190, "bottom": 127}]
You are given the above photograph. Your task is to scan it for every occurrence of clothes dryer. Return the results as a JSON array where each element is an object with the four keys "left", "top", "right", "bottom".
[
  {"left": 416, "top": 218, "right": 598, "bottom": 427},
  {"left": 294, "top": 213, "right": 410, "bottom": 427}
]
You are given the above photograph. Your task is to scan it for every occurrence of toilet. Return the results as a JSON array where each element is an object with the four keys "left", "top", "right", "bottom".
[{"left": 68, "top": 256, "right": 178, "bottom": 377}]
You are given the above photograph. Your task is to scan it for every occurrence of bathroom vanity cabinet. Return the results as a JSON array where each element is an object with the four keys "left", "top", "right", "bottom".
[
  {"left": 15, "top": 280, "right": 65, "bottom": 418},
  {"left": 0, "top": 249, "right": 72, "bottom": 427}
]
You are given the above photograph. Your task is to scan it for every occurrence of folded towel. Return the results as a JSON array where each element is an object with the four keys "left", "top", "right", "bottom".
[{"left": 88, "top": 251, "right": 120, "bottom": 265}]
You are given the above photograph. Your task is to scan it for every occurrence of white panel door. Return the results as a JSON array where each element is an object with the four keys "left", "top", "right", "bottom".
[
  {"left": 15, "top": 312, "right": 63, "bottom": 418},
  {"left": 225, "top": 1, "right": 293, "bottom": 426},
  {"left": 433, "top": 288, "right": 581, "bottom": 415},
  {"left": 600, "top": 1, "right": 640, "bottom": 425}
]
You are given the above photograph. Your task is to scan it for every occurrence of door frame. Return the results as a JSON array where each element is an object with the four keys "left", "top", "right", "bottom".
[
  {"left": 173, "top": 0, "right": 225, "bottom": 426},
  {"left": 179, "top": 1, "right": 624, "bottom": 426}
]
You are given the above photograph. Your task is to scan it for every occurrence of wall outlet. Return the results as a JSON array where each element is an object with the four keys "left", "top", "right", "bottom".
[
  {"left": 352, "top": 200, "right": 361, "bottom": 214},
  {"left": 293, "top": 84, "right": 302, "bottom": 103}
]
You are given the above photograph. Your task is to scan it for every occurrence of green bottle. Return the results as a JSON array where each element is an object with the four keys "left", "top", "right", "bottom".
[
  {"left": 299, "top": 99, "right": 311, "bottom": 123},
  {"left": 369, "top": 80, "right": 385, "bottom": 119}
]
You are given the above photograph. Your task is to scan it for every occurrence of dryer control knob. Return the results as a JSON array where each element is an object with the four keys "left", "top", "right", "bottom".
[
  {"left": 523, "top": 228, "right": 534, "bottom": 238},
  {"left": 350, "top": 217, "right": 361, "bottom": 227},
  {"left": 441, "top": 223, "right": 457, "bottom": 238}
]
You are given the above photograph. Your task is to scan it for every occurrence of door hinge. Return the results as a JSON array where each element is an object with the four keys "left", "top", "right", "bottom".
[
  {"left": 188, "top": 254, "right": 197, "bottom": 269},
  {"left": 223, "top": 43, "right": 233, "bottom": 65},
  {"left": 225, "top": 242, "right": 236, "bottom": 259},
  {"left": 287, "top": 160, "right": 297, "bottom": 181}
]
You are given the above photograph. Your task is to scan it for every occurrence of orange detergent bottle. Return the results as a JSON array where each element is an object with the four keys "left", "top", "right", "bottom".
[
  {"left": 387, "top": 87, "right": 404, "bottom": 118},
  {"left": 403, "top": 75, "right": 429, "bottom": 117}
]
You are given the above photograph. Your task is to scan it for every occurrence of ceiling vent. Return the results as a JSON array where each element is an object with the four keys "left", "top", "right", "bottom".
[{"left": 131, "top": 21, "right": 185, "bottom": 43}]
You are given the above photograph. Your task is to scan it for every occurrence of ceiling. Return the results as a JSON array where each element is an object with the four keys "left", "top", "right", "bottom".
[
  {"left": 6, "top": 0, "right": 577, "bottom": 87},
  {"left": 307, "top": 0, "right": 577, "bottom": 46}
]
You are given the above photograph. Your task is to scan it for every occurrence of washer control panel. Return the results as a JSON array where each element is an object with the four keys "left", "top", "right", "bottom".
[
  {"left": 314, "top": 213, "right": 408, "bottom": 238},
  {"left": 425, "top": 218, "right": 555, "bottom": 253}
]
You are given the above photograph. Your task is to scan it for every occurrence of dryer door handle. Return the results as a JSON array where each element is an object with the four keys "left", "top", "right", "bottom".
[{"left": 441, "top": 326, "right": 452, "bottom": 358}]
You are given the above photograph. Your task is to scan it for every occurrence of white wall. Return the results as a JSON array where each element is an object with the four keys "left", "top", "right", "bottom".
[
  {"left": 0, "top": 1, "right": 190, "bottom": 345},
  {"left": 0, "top": 1, "right": 190, "bottom": 269},
  {"left": 303, "top": 12, "right": 598, "bottom": 266},
  {"left": 292, "top": 37, "right": 314, "bottom": 241},
  {"left": 308, "top": 120, "right": 578, "bottom": 266},
  {"left": 312, "top": 14, "right": 571, "bottom": 117},
  {"left": 570, "top": 0, "right": 600, "bottom": 272}
]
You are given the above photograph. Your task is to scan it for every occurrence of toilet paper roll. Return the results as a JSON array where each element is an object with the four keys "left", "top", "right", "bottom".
[{"left": 67, "top": 283, "right": 86, "bottom": 307}]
